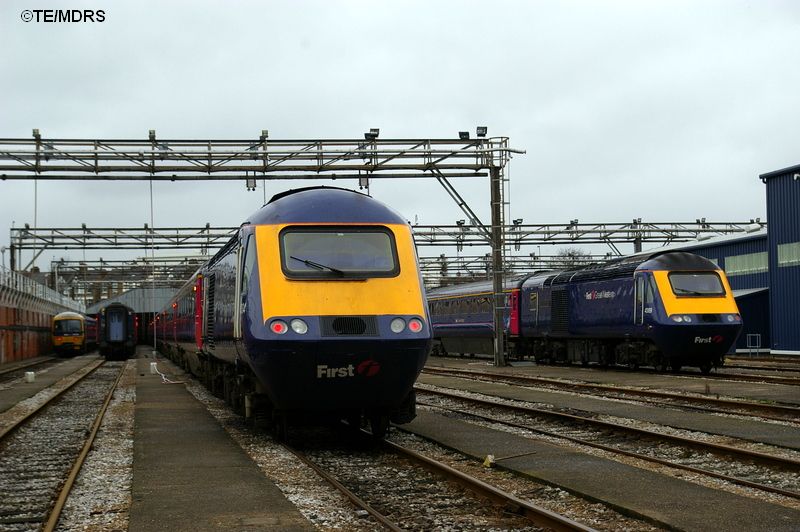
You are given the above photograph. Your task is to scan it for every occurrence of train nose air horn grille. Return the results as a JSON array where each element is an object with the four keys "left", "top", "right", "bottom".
[{"left": 322, "top": 316, "right": 378, "bottom": 336}]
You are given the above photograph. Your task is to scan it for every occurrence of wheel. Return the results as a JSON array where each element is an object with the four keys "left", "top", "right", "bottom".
[
  {"left": 699, "top": 362, "right": 713, "bottom": 375},
  {"left": 369, "top": 414, "right": 390, "bottom": 440},
  {"left": 345, "top": 413, "right": 362, "bottom": 430},
  {"left": 273, "top": 414, "right": 288, "bottom": 441}
]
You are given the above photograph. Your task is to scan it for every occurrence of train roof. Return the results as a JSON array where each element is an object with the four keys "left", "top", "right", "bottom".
[
  {"left": 53, "top": 311, "right": 94, "bottom": 321},
  {"left": 246, "top": 186, "right": 407, "bottom": 225},
  {"left": 551, "top": 251, "right": 719, "bottom": 284},
  {"left": 426, "top": 274, "right": 529, "bottom": 298},
  {"left": 53, "top": 311, "right": 90, "bottom": 320},
  {"left": 427, "top": 251, "right": 721, "bottom": 297}
]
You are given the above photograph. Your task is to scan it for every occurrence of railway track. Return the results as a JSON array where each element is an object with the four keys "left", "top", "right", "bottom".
[
  {"left": 415, "top": 385, "right": 800, "bottom": 501},
  {"left": 283, "top": 426, "right": 596, "bottom": 531},
  {"left": 423, "top": 366, "right": 800, "bottom": 421},
  {"left": 0, "top": 360, "right": 124, "bottom": 530}
]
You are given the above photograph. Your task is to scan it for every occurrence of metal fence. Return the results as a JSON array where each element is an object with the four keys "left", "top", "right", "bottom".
[{"left": 0, "top": 265, "right": 85, "bottom": 314}]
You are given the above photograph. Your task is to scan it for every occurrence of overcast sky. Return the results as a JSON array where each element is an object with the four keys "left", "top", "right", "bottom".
[{"left": 1, "top": 0, "right": 798, "bottom": 269}]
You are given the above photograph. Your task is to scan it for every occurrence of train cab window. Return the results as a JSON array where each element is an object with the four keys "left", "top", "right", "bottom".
[
  {"left": 280, "top": 226, "right": 399, "bottom": 279},
  {"left": 54, "top": 319, "right": 81, "bottom": 334},
  {"left": 668, "top": 272, "right": 725, "bottom": 297},
  {"left": 645, "top": 278, "right": 655, "bottom": 305}
]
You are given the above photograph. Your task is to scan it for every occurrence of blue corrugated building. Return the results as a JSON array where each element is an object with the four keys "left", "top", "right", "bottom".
[{"left": 760, "top": 164, "right": 800, "bottom": 356}]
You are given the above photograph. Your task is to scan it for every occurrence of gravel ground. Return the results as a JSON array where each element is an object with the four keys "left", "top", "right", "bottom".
[
  {"left": 55, "top": 359, "right": 136, "bottom": 532},
  {"left": 416, "top": 386, "right": 800, "bottom": 511},
  {"left": 0, "top": 361, "right": 122, "bottom": 532},
  {"left": 12, "top": 353, "right": 791, "bottom": 531},
  {"left": 182, "top": 372, "right": 659, "bottom": 531}
]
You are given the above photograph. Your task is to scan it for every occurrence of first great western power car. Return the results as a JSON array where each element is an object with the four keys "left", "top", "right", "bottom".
[{"left": 154, "top": 187, "right": 431, "bottom": 437}]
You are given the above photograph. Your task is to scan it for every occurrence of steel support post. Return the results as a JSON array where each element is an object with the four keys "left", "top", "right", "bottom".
[{"left": 490, "top": 166, "right": 506, "bottom": 367}]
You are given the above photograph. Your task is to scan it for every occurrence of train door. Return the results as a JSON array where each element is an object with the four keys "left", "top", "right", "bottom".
[
  {"left": 108, "top": 309, "right": 125, "bottom": 342},
  {"left": 634, "top": 273, "right": 645, "bottom": 325},
  {"left": 235, "top": 233, "right": 257, "bottom": 355}
]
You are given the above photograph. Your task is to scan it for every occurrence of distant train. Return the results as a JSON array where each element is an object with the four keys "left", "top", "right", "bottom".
[
  {"left": 98, "top": 303, "right": 137, "bottom": 359},
  {"left": 52, "top": 311, "right": 98, "bottom": 356},
  {"left": 153, "top": 187, "right": 431, "bottom": 438},
  {"left": 428, "top": 251, "right": 742, "bottom": 374}
]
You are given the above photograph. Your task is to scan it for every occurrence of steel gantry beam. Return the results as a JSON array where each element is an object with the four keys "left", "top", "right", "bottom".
[
  {"left": 49, "top": 256, "right": 208, "bottom": 305},
  {"left": 414, "top": 219, "right": 765, "bottom": 251},
  {"left": 9, "top": 224, "right": 234, "bottom": 270},
  {"left": 0, "top": 131, "right": 516, "bottom": 181}
]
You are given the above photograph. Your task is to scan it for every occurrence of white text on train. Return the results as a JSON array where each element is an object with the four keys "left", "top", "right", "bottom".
[{"left": 317, "top": 364, "right": 355, "bottom": 378}]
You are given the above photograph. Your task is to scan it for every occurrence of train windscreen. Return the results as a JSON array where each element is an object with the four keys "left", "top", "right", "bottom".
[
  {"left": 668, "top": 272, "right": 725, "bottom": 296},
  {"left": 54, "top": 319, "right": 82, "bottom": 335},
  {"left": 280, "top": 226, "right": 399, "bottom": 279}
]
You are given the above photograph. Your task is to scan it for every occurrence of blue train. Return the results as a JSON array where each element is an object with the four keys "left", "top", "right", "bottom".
[
  {"left": 98, "top": 302, "right": 137, "bottom": 359},
  {"left": 428, "top": 251, "right": 742, "bottom": 374},
  {"left": 154, "top": 187, "right": 431, "bottom": 437}
]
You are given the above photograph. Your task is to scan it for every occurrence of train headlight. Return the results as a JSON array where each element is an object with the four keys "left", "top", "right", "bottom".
[
  {"left": 408, "top": 318, "right": 423, "bottom": 333},
  {"left": 683, "top": 315, "right": 693, "bottom": 323},
  {"left": 390, "top": 318, "right": 406, "bottom": 333},
  {"left": 270, "top": 320, "right": 288, "bottom": 334},
  {"left": 671, "top": 315, "right": 683, "bottom": 323},
  {"left": 290, "top": 319, "right": 308, "bottom": 334}
]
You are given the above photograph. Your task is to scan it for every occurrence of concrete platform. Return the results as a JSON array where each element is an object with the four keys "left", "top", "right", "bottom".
[
  {"left": 129, "top": 351, "right": 313, "bottom": 531},
  {"left": 418, "top": 372, "right": 800, "bottom": 450},
  {"left": 404, "top": 410, "right": 800, "bottom": 531},
  {"left": 0, "top": 354, "right": 99, "bottom": 414},
  {"left": 427, "top": 356, "right": 800, "bottom": 406}
]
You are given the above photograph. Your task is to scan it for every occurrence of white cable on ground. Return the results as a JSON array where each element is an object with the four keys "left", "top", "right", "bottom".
[{"left": 149, "top": 360, "right": 184, "bottom": 384}]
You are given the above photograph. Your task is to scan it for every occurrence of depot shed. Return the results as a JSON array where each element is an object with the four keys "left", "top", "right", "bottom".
[{"left": 760, "top": 164, "right": 800, "bottom": 356}]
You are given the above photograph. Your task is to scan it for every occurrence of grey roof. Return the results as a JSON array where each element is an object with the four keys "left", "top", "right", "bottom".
[
  {"left": 86, "top": 287, "right": 176, "bottom": 314},
  {"left": 759, "top": 163, "right": 800, "bottom": 181},
  {"left": 643, "top": 228, "right": 767, "bottom": 254},
  {"left": 732, "top": 287, "right": 769, "bottom": 298}
]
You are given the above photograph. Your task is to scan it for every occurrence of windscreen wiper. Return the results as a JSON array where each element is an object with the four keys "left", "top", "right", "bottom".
[
  {"left": 290, "top": 255, "right": 344, "bottom": 276},
  {"left": 674, "top": 288, "right": 705, "bottom": 296}
]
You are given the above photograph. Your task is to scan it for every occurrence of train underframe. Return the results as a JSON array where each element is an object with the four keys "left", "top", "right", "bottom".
[
  {"left": 156, "top": 341, "right": 416, "bottom": 439},
  {"left": 432, "top": 336, "right": 724, "bottom": 374}
]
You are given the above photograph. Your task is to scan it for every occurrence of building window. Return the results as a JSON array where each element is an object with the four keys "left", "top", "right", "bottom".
[
  {"left": 778, "top": 242, "right": 800, "bottom": 267},
  {"left": 724, "top": 252, "right": 768, "bottom": 276}
]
